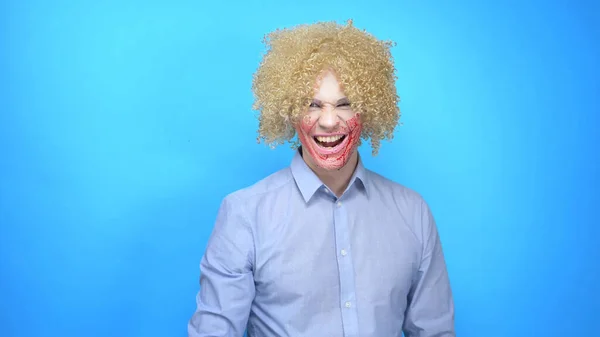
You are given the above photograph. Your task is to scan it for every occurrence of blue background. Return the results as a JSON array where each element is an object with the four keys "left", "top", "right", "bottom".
[{"left": 1, "top": 0, "right": 598, "bottom": 336}]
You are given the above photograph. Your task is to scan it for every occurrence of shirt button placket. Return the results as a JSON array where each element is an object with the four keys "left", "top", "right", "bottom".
[{"left": 333, "top": 198, "right": 359, "bottom": 336}]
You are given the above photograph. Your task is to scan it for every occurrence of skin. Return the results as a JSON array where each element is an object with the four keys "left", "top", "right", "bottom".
[{"left": 295, "top": 70, "right": 363, "bottom": 197}]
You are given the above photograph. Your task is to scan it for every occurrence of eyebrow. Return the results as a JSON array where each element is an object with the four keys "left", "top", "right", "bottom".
[{"left": 311, "top": 97, "right": 350, "bottom": 105}]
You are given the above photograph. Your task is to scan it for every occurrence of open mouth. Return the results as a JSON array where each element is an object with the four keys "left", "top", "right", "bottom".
[{"left": 313, "top": 135, "right": 346, "bottom": 148}]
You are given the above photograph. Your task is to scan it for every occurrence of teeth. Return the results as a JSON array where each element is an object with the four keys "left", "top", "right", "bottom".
[{"left": 315, "top": 135, "right": 343, "bottom": 143}]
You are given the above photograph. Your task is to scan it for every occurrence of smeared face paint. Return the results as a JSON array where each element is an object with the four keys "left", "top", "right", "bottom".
[
  {"left": 294, "top": 70, "right": 363, "bottom": 171},
  {"left": 297, "top": 112, "right": 362, "bottom": 170}
]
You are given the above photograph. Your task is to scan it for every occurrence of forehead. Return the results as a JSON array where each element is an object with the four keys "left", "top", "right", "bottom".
[{"left": 313, "top": 71, "right": 346, "bottom": 100}]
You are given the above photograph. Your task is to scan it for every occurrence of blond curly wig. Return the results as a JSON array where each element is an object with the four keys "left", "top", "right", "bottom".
[{"left": 252, "top": 20, "right": 401, "bottom": 155}]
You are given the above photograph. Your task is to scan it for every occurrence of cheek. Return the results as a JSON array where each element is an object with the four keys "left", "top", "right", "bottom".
[
  {"left": 338, "top": 109, "right": 357, "bottom": 122},
  {"left": 299, "top": 115, "right": 316, "bottom": 134},
  {"left": 296, "top": 113, "right": 362, "bottom": 139},
  {"left": 346, "top": 114, "right": 363, "bottom": 135}
]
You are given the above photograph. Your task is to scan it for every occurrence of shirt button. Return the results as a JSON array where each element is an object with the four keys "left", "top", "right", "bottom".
[
  {"left": 345, "top": 301, "right": 352, "bottom": 308},
  {"left": 340, "top": 249, "right": 347, "bottom": 256},
  {"left": 336, "top": 201, "right": 342, "bottom": 207}
]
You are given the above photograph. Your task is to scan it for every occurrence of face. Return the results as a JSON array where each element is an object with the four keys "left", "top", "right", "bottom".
[{"left": 295, "top": 71, "right": 362, "bottom": 171}]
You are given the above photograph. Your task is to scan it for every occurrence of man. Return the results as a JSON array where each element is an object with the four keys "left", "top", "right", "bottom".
[{"left": 188, "top": 20, "right": 455, "bottom": 337}]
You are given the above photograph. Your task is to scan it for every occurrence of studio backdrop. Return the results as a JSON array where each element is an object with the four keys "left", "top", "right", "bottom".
[{"left": 1, "top": 0, "right": 598, "bottom": 336}]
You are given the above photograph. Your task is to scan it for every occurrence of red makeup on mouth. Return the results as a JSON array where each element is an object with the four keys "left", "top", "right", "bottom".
[
  {"left": 313, "top": 133, "right": 347, "bottom": 148},
  {"left": 297, "top": 114, "right": 362, "bottom": 170}
]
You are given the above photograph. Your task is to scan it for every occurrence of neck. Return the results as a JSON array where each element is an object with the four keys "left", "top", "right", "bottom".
[{"left": 302, "top": 149, "right": 359, "bottom": 198}]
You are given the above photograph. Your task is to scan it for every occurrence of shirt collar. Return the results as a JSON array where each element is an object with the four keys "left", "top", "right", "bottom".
[{"left": 290, "top": 147, "right": 370, "bottom": 203}]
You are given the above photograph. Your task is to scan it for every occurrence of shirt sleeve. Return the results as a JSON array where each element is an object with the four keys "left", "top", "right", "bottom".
[
  {"left": 188, "top": 195, "right": 256, "bottom": 337},
  {"left": 402, "top": 198, "right": 455, "bottom": 337}
]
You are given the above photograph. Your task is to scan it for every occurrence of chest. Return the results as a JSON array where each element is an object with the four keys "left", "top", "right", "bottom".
[{"left": 252, "top": 202, "right": 421, "bottom": 307}]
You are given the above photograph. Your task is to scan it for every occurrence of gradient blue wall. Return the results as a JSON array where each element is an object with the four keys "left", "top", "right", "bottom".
[{"left": 1, "top": 0, "right": 598, "bottom": 336}]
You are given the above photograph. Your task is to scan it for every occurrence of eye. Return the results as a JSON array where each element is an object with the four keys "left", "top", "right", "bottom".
[
  {"left": 337, "top": 102, "right": 351, "bottom": 109},
  {"left": 309, "top": 102, "right": 321, "bottom": 108}
]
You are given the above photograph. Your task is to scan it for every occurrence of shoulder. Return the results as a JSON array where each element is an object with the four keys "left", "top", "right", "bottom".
[
  {"left": 222, "top": 167, "right": 295, "bottom": 208},
  {"left": 365, "top": 169, "right": 435, "bottom": 242},
  {"left": 366, "top": 169, "right": 426, "bottom": 206},
  {"left": 213, "top": 167, "right": 294, "bottom": 238}
]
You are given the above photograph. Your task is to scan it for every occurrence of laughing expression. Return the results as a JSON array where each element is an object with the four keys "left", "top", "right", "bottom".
[{"left": 295, "top": 71, "right": 363, "bottom": 171}]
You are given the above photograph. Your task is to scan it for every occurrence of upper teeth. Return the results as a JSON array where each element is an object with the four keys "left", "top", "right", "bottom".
[{"left": 316, "top": 135, "right": 343, "bottom": 143}]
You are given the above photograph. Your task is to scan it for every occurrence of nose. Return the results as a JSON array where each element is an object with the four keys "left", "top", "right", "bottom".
[{"left": 317, "top": 105, "right": 340, "bottom": 131}]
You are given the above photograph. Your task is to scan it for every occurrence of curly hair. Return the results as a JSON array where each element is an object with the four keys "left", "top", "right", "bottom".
[{"left": 251, "top": 20, "right": 401, "bottom": 155}]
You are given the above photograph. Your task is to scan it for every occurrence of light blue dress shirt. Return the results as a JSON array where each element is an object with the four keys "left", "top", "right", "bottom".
[{"left": 188, "top": 148, "right": 455, "bottom": 337}]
